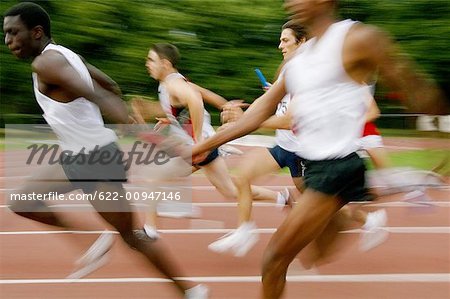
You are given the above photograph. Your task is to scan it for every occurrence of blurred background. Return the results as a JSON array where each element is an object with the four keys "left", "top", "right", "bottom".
[{"left": 1, "top": 0, "right": 449, "bottom": 128}]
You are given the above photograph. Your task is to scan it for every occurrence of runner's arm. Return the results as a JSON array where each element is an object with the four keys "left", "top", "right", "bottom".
[
  {"left": 260, "top": 114, "right": 291, "bottom": 130},
  {"left": 79, "top": 55, "right": 122, "bottom": 96},
  {"left": 170, "top": 79, "right": 204, "bottom": 142},
  {"left": 33, "top": 51, "right": 129, "bottom": 124},
  {"left": 189, "top": 82, "right": 228, "bottom": 110},
  {"left": 355, "top": 26, "right": 448, "bottom": 115},
  {"left": 192, "top": 77, "right": 286, "bottom": 155}
]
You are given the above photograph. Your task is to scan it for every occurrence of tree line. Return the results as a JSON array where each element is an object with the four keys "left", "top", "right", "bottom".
[{"left": 1, "top": 0, "right": 448, "bottom": 125}]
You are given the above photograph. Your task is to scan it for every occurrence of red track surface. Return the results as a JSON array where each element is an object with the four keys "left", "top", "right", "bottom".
[{"left": 1, "top": 138, "right": 449, "bottom": 298}]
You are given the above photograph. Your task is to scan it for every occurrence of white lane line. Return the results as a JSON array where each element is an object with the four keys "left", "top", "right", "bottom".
[
  {"left": 0, "top": 227, "right": 449, "bottom": 235},
  {"left": 365, "top": 201, "right": 450, "bottom": 208},
  {"left": 0, "top": 273, "right": 448, "bottom": 284}
]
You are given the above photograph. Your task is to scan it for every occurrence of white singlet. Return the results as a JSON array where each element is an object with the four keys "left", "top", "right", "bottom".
[
  {"left": 274, "top": 94, "right": 301, "bottom": 152},
  {"left": 32, "top": 44, "right": 117, "bottom": 153},
  {"left": 158, "top": 72, "right": 215, "bottom": 144},
  {"left": 284, "top": 20, "right": 369, "bottom": 160}
]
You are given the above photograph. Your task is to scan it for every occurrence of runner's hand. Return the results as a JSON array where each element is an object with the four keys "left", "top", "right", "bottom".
[
  {"left": 221, "top": 100, "right": 248, "bottom": 124},
  {"left": 154, "top": 117, "right": 170, "bottom": 132}
]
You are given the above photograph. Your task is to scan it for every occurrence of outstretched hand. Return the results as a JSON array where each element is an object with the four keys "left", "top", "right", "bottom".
[
  {"left": 221, "top": 100, "right": 248, "bottom": 124},
  {"left": 154, "top": 117, "right": 171, "bottom": 132},
  {"left": 263, "top": 82, "right": 273, "bottom": 92}
]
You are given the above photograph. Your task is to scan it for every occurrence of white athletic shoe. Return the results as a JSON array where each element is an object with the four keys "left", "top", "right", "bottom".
[
  {"left": 68, "top": 230, "right": 114, "bottom": 279},
  {"left": 403, "top": 189, "right": 432, "bottom": 205},
  {"left": 276, "top": 188, "right": 289, "bottom": 208},
  {"left": 360, "top": 209, "right": 389, "bottom": 252},
  {"left": 185, "top": 284, "right": 209, "bottom": 299},
  {"left": 208, "top": 222, "right": 259, "bottom": 257},
  {"left": 157, "top": 203, "right": 202, "bottom": 219},
  {"left": 67, "top": 253, "right": 110, "bottom": 279},
  {"left": 75, "top": 230, "right": 114, "bottom": 266},
  {"left": 287, "top": 260, "right": 320, "bottom": 275},
  {"left": 143, "top": 224, "right": 160, "bottom": 239},
  {"left": 207, "top": 231, "right": 238, "bottom": 253},
  {"left": 232, "top": 231, "right": 259, "bottom": 257}
]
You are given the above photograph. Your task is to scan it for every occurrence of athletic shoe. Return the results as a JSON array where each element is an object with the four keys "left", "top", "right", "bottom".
[
  {"left": 67, "top": 252, "right": 110, "bottom": 279},
  {"left": 287, "top": 260, "right": 320, "bottom": 275},
  {"left": 185, "top": 284, "right": 209, "bottom": 299},
  {"left": 67, "top": 230, "right": 114, "bottom": 279},
  {"left": 143, "top": 224, "right": 160, "bottom": 239},
  {"left": 276, "top": 188, "right": 290, "bottom": 209},
  {"left": 208, "top": 222, "right": 259, "bottom": 257},
  {"left": 403, "top": 189, "right": 432, "bottom": 205},
  {"left": 207, "top": 230, "right": 237, "bottom": 253},
  {"left": 157, "top": 203, "right": 202, "bottom": 219},
  {"left": 74, "top": 230, "right": 114, "bottom": 266},
  {"left": 360, "top": 209, "right": 389, "bottom": 252},
  {"left": 232, "top": 231, "right": 259, "bottom": 257}
]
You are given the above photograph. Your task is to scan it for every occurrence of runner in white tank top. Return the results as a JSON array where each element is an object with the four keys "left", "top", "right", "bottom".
[
  {"left": 192, "top": 0, "right": 447, "bottom": 294},
  {"left": 207, "top": 21, "right": 307, "bottom": 257},
  {"left": 158, "top": 72, "right": 216, "bottom": 143},
  {"left": 143, "top": 43, "right": 279, "bottom": 245},
  {"left": 33, "top": 44, "right": 117, "bottom": 153},
  {"left": 4, "top": 4, "right": 204, "bottom": 297},
  {"left": 285, "top": 20, "right": 369, "bottom": 160}
]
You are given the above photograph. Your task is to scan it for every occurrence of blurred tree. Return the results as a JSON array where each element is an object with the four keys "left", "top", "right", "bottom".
[{"left": 1, "top": 0, "right": 448, "bottom": 125}]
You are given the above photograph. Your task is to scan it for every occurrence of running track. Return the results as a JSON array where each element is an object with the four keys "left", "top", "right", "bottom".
[{"left": 1, "top": 137, "right": 449, "bottom": 298}]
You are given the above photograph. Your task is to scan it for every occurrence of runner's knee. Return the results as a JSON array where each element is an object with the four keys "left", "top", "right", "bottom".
[
  {"left": 233, "top": 174, "right": 251, "bottom": 190},
  {"left": 262, "top": 246, "right": 290, "bottom": 277}
]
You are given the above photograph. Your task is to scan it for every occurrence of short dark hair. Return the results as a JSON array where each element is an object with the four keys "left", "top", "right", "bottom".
[
  {"left": 151, "top": 43, "right": 180, "bottom": 68},
  {"left": 4, "top": 2, "right": 51, "bottom": 38},
  {"left": 282, "top": 20, "right": 307, "bottom": 43}
]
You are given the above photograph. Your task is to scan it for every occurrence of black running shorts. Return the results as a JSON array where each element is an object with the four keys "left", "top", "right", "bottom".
[
  {"left": 269, "top": 145, "right": 305, "bottom": 178},
  {"left": 303, "top": 152, "right": 369, "bottom": 202},
  {"left": 59, "top": 142, "right": 127, "bottom": 193}
]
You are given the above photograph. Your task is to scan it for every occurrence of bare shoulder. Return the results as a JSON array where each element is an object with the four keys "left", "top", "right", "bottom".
[
  {"left": 166, "top": 77, "right": 192, "bottom": 94},
  {"left": 343, "top": 23, "right": 395, "bottom": 78},
  {"left": 188, "top": 81, "right": 206, "bottom": 94},
  {"left": 31, "top": 50, "right": 68, "bottom": 75},
  {"left": 346, "top": 23, "right": 390, "bottom": 48},
  {"left": 346, "top": 23, "right": 392, "bottom": 55},
  {"left": 188, "top": 81, "right": 200, "bottom": 89}
]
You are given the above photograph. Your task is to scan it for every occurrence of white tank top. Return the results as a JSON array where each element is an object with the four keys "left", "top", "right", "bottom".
[
  {"left": 158, "top": 72, "right": 215, "bottom": 144},
  {"left": 284, "top": 20, "right": 369, "bottom": 160},
  {"left": 274, "top": 94, "right": 301, "bottom": 152},
  {"left": 33, "top": 44, "right": 117, "bottom": 153}
]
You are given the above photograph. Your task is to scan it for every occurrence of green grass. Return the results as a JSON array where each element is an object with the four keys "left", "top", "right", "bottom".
[
  {"left": 275, "top": 149, "right": 449, "bottom": 175},
  {"left": 379, "top": 128, "right": 449, "bottom": 138},
  {"left": 376, "top": 149, "right": 449, "bottom": 171},
  {"left": 212, "top": 127, "right": 449, "bottom": 139}
]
